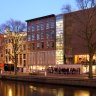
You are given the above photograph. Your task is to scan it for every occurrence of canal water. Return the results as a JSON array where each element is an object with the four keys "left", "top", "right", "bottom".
[{"left": 0, "top": 80, "right": 96, "bottom": 96}]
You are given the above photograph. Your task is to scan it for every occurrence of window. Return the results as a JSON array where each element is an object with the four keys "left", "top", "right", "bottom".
[
  {"left": 32, "top": 34, "right": 35, "bottom": 40},
  {"left": 41, "top": 23, "right": 44, "bottom": 30},
  {"left": 51, "top": 31, "right": 55, "bottom": 39},
  {"left": 46, "top": 32, "right": 50, "bottom": 39},
  {"left": 41, "top": 32, "right": 44, "bottom": 39},
  {"left": 28, "top": 35, "right": 31, "bottom": 41},
  {"left": 41, "top": 42, "right": 44, "bottom": 49},
  {"left": 20, "top": 54, "right": 22, "bottom": 65},
  {"left": 50, "top": 20, "right": 55, "bottom": 28},
  {"left": 37, "top": 24, "right": 40, "bottom": 31},
  {"left": 51, "top": 42, "right": 54, "bottom": 48},
  {"left": 32, "top": 24, "right": 35, "bottom": 32},
  {"left": 46, "top": 22, "right": 50, "bottom": 29},
  {"left": 37, "top": 43, "right": 40, "bottom": 49},
  {"left": 47, "top": 41, "right": 50, "bottom": 48},
  {"left": 37, "top": 33, "right": 40, "bottom": 40},
  {"left": 23, "top": 54, "right": 26, "bottom": 59},
  {"left": 24, "top": 60, "right": 26, "bottom": 66}
]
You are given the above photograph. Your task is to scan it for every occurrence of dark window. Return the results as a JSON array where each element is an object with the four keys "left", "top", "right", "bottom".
[
  {"left": 23, "top": 54, "right": 26, "bottom": 59},
  {"left": 51, "top": 42, "right": 54, "bottom": 48},
  {"left": 41, "top": 42, "right": 44, "bottom": 48},
  {"left": 24, "top": 60, "right": 26, "bottom": 66},
  {"left": 51, "top": 31, "right": 55, "bottom": 39},
  {"left": 20, "top": 54, "right": 22, "bottom": 65}
]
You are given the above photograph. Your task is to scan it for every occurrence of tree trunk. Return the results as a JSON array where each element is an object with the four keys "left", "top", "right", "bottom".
[
  {"left": 88, "top": 54, "right": 93, "bottom": 79},
  {"left": 14, "top": 54, "right": 17, "bottom": 75}
]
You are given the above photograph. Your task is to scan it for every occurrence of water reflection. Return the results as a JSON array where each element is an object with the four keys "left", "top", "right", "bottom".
[{"left": 0, "top": 80, "right": 96, "bottom": 96}]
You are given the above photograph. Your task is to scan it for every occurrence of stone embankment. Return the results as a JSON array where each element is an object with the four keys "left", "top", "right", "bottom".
[{"left": 0, "top": 73, "right": 96, "bottom": 87}]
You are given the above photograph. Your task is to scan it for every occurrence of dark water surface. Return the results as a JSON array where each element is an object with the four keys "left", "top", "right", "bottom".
[{"left": 0, "top": 80, "right": 96, "bottom": 96}]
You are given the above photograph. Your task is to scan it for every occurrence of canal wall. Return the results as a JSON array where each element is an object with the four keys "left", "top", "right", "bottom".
[{"left": 0, "top": 74, "right": 96, "bottom": 87}]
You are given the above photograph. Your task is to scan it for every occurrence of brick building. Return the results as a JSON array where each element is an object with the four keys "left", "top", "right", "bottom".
[{"left": 26, "top": 15, "right": 57, "bottom": 72}]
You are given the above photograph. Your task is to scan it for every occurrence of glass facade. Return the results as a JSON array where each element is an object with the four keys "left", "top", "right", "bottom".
[{"left": 56, "top": 14, "right": 64, "bottom": 64}]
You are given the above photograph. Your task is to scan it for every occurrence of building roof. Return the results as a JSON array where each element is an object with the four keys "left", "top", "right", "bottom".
[{"left": 26, "top": 14, "right": 55, "bottom": 22}]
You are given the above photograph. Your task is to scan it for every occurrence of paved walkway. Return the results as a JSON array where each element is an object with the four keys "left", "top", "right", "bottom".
[{"left": 1, "top": 71, "right": 94, "bottom": 79}]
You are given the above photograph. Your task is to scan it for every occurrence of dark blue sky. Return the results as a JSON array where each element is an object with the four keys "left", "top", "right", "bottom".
[{"left": 0, "top": 0, "right": 76, "bottom": 24}]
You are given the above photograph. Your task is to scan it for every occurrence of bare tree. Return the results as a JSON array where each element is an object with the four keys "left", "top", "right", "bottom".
[
  {"left": 61, "top": 4, "right": 72, "bottom": 13},
  {"left": 75, "top": 0, "right": 96, "bottom": 78},
  {"left": 0, "top": 19, "right": 26, "bottom": 75},
  {"left": 76, "top": 0, "right": 96, "bottom": 9}
]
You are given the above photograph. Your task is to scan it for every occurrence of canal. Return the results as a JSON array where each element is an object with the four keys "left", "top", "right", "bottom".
[{"left": 0, "top": 80, "right": 96, "bottom": 96}]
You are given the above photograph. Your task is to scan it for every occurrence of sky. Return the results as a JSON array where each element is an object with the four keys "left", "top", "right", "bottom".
[{"left": 0, "top": 0, "right": 76, "bottom": 24}]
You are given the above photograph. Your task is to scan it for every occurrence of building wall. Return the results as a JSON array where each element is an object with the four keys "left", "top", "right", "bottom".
[
  {"left": 0, "top": 34, "right": 4, "bottom": 68},
  {"left": 4, "top": 32, "right": 27, "bottom": 72},
  {"left": 64, "top": 8, "right": 96, "bottom": 63},
  {"left": 26, "top": 15, "right": 56, "bottom": 68}
]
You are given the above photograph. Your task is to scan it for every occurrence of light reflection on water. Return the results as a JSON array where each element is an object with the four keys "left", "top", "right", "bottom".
[{"left": 0, "top": 80, "right": 96, "bottom": 96}]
